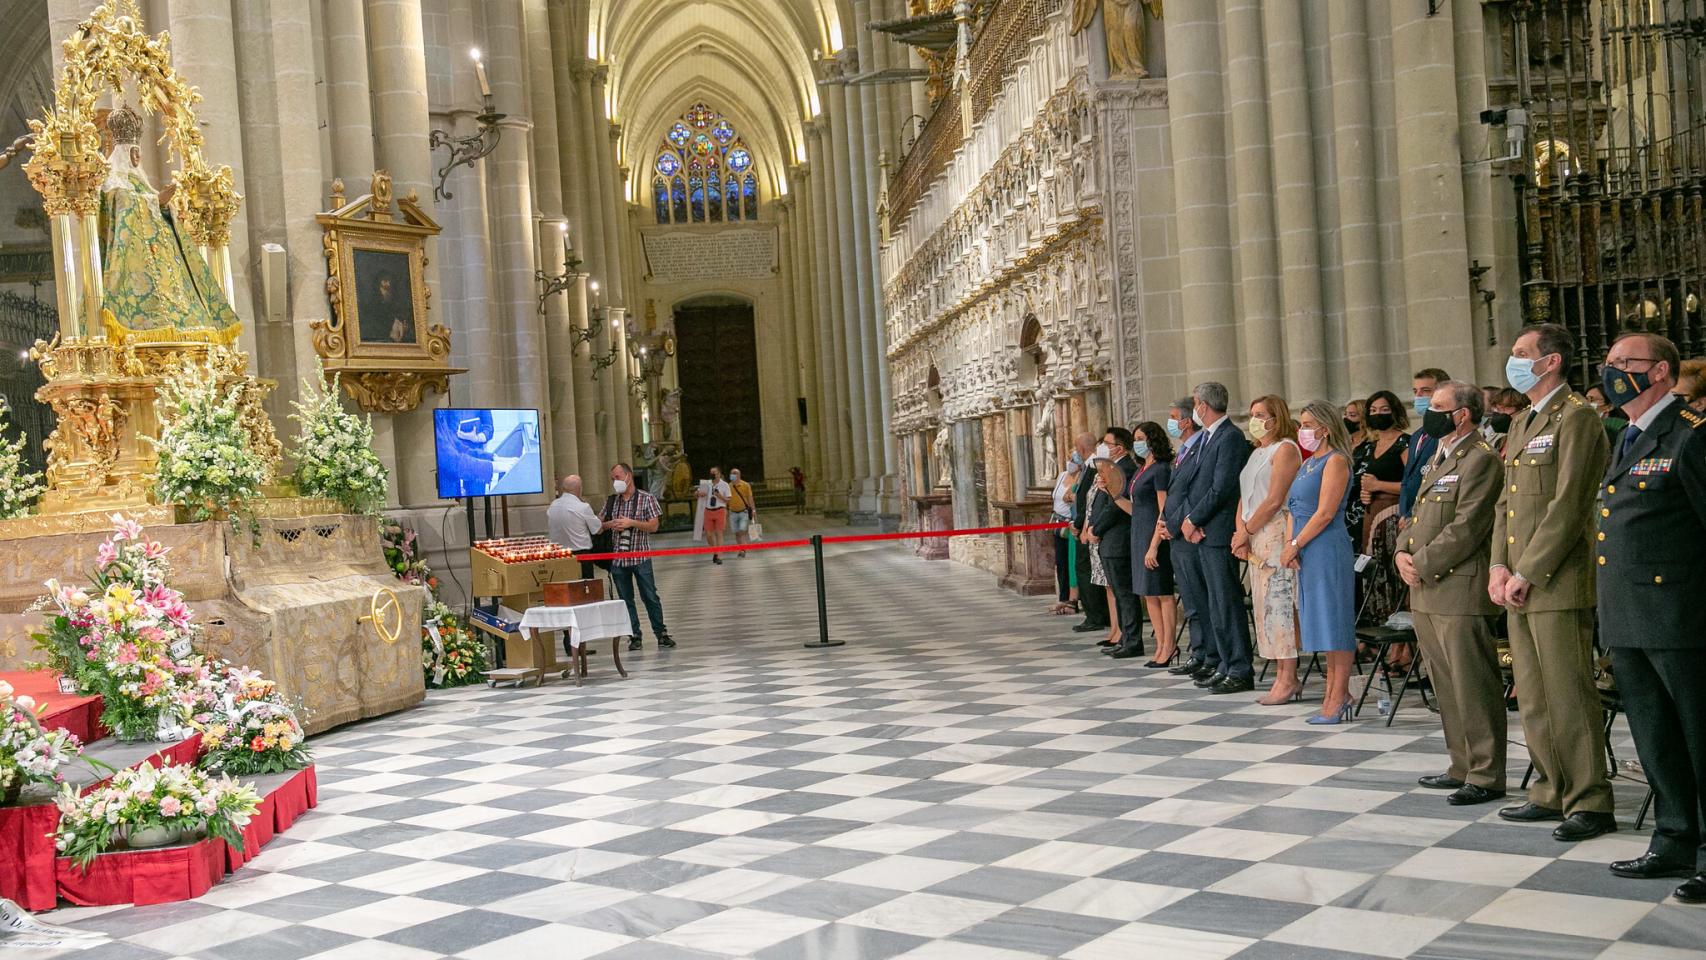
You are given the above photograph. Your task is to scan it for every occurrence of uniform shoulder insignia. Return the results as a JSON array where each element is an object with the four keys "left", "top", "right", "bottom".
[
  {"left": 1680, "top": 407, "right": 1706, "bottom": 429},
  {"left": 1475, "top": 439, "right": 1493, "bottom": 452},
  {"left": 1568, "top": 394, "right": 1584, "bottom": 405}
]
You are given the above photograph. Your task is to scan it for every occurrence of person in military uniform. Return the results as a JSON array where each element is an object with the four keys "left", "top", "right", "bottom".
[
  {"left": 1489, "top": 323, "right": 1617, "bottom": 841},
  {"left": 1596, "top": 332, "right": 1706, "bottom": 904},
  {"left": 1395, "top": 381, "right": 1506, "bottom": 806}
]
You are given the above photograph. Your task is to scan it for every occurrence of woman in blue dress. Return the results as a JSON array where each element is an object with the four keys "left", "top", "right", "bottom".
[{"left": 1281, "top": 400, "right": 1358, "bottom": 724}]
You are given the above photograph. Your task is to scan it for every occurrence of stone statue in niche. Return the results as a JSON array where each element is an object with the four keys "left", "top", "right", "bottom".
[
  {"left": 1036, "top": 393, "right": 1057, "bottom": 472},
  {"left": 659, "top": 387, "right": 682, "bottom": 440},
  {"left": 932, "top": 423, "right": 953, "bottom": 489}
]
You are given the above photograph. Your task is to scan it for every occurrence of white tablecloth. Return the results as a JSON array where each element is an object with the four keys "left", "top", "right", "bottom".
[{"left": 518, "top": 600, "right": 631, "bottom": 649}]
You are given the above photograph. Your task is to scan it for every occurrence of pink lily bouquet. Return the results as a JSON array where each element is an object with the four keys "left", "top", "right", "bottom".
[
  {"left": 0, "top": 678, "right": 87, "bottom": 806},
  {"left": 54, "top": 761, "right": 260, "bottom": 869}
]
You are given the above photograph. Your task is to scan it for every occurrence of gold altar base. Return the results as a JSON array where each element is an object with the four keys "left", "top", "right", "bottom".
[{"left": 0, "top": 497, "right": 345, "bottom": 541}]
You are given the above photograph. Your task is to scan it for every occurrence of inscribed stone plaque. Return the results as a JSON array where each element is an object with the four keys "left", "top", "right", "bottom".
[{"left": 642, "top": 228, "right": 778, "bottom": 284}]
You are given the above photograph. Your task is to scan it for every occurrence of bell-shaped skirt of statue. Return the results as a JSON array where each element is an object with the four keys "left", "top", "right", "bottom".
[{"left": 98, "top": 171, "right": 241, "bottom": 343}]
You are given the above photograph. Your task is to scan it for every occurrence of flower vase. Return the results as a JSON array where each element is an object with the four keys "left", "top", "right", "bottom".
[{"left": 120, "top": 824, "right": 181, "bottom": 849}]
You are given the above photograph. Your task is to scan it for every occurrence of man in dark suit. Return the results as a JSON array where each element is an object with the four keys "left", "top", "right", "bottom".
[
  {"left": 1400, "top": 368, "right": 1450, "bottom": 520},
  {"left": 1173, "top": 382, "right": 1254, "bottom": 693},
  {"left": 1093, "top": 427, "right": 1143, "bottom": 659},
  {"left": 1068, "top": 433, "right": 1110, "bottom": 634},
  {"left": 1164, "top": 399, "right": 1217, "bottom": 678},
  {"left": 1596, "top": 332, "right": 1706, "bottom": 904}
]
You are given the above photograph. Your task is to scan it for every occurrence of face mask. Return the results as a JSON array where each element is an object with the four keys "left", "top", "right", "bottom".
[
  {"left": 1248, "top": 417, "right": 1269, "bottom": 441},
  {"left": 612, "top": 479, "right": 628, "bottom": 494},
  {"left": 1602, "top": 364, "right": 1652, "bottom": 405},
  {"left": 1192, "top": 407, "right": 1205, "bottom": 427},
  {"left": 1297, "top": 428, "right": 1322, "bottom": 454},
  {"left": 1133, "top": 439, "right": 1150, "bottom": 459},
  {"left": 1506, "top": 355, "right": 1543, "bottom": 393},
  {"left": 731, "top": 474, "right": 740, "bottom": 482},
  {"left": 1093, "top": 443, "right": 1111, "bottom": 462},
  {"left": 1366, "top": 412, "right": 1395, "bottom": 432},
  {"left": 1420, "top": 408, "right": 1457, "bottom": 440},
  {"left": 1411, "top": 395, "right": 1430, "bottom": 417},
  {"left": 1165, "top": 418, "right": 1183, "bottom": 439},
  {"left": 1342, "top": 418, "right": 1359, "bottom": 436},
  {"left": 1486, "top": 413, "right": 1512, "bottom": 434},
  {"left": 1069, "top": 450, "right": 1084, "bottom": 465}
]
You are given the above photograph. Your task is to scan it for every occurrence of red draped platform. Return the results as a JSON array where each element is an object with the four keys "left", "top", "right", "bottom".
[
  {"left": 0, "top": 670, "right": 106, "bottom": 743},
  {"left": 2, "top": 670, "right": 318, "bottom": 910}
]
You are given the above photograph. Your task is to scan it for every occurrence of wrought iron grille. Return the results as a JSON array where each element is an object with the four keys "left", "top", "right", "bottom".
[
  {"left": 1513, "top": 0, "right": 1706, "bottom": 380},
  {"left": 0, "top": 291, "right": 57, "bottom": 475}
]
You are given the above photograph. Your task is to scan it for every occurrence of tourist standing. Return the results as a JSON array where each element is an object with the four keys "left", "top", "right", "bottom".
[
  {"left": 1490, "top": 323, "right": 1616, "bottom": 841},
  {"left": 1233, "top": 396, "right": 1302, "bottom": 705},
  {"left": 697, "top": 466, "right": 733, "bottom": 565},
  {"left": 547, "top": 474, "right": 603, "bottom": 580},
  {"left": 1396, "top": 381, "right": 1507, "bottom": 806},
  {"left": 727, "top": 468, "right": 756, "bottom": 557},
  {"left": 791, "top": 466, "right": 807, "bottom": 513},
  {"left": 602, "top": 462, "right": 675, "bottom": 651}
]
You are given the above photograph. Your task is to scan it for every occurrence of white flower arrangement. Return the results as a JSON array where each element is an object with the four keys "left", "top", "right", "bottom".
[
  {"left": 0, "top": 396, "right": 44, "bottom": 520},
  {"left": 150, "top": 364, "right": 269, "bottom": 522},
  {"left": 289, "top": 358, "right": 389, "bottom": 515},
  {"left": 54, "top": 762, "right": 260, "bottom": 868},
  {"left": 1, "top": 678, "right": 87, "bottom": 804}
]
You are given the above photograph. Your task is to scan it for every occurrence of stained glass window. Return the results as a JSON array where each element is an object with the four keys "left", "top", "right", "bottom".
[{"left": 650, "top": 102, "right": 761, "bottom": 225}]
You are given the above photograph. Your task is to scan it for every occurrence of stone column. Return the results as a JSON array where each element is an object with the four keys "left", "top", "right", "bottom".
[
  {"left": 827, "top": 73, "right": 873, "bottom": 511},
  {"left": 1261, "top": 0, "right": 1327, "bottom": 401},
  {"left": 598, "top": 112, "right": 636, "bottom": 459},
  {"left": 1390, "top": 0, "right": 1475, "bottom": 375},
  {"left": 1164, "top": 4, "right": 1241, "bottom": 398},
  {"left": 775, "top": 197, "right": 805, "bottom": 475},
  {"left": 806, "top": 121, "right": 848, "bottom": 509},
  {"left": 1454, "top": 0, "right": 1498, "bottom": 379},
  {"left": 323, "top": 0, "right": 377, "bottom": 182},
  {"left": 787, "top": 173, "right": 823, "bottom": 487},
  {"left": 1219, "top": 0, "right": 1284, "bottom": 401},
  {"left": 482, "top": 0, "right": 552, "bottom": 485},
  {"left": 576, "top": 63, "right": 620, "bottom": 473},
  {"left": 1328, "top": 0, "right": 1390, "bottom": 399}
]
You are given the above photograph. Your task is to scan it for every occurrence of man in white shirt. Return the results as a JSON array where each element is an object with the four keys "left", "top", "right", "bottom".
[
  {"left": 548, "top": 474, "right": 603, "bottom": 579},
  {"left": 695, "top": 466, "right": 734, "bottom": 565}
]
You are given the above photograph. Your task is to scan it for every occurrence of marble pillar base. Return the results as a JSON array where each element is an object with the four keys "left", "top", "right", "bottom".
[
  {"left": 994, "top": 498, "right": 1059, "bottom": 596},
  {"left": 912, "top": 491, "right": 952, "bottom": 560}
]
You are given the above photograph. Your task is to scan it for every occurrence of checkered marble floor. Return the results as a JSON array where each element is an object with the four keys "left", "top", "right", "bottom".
[{"left": 25, "top": 515, "right": 1706, "bottom": 960}]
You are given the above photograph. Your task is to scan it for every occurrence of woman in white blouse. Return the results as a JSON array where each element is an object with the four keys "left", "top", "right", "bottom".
[
  {"left": 1231, "top": 395, "right": 1304, "bottom": 704},
  {"left": 1050, "top": 457, "right": 1082, "bottom": 615}
]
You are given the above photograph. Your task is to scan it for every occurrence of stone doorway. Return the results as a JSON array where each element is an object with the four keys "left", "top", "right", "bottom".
[{"left": 673, "top": 295, "right": 765, "bottom": 481}]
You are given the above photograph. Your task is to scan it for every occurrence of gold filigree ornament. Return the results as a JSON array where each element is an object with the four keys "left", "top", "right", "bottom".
[{"left": 359, "top": 587, "right": 404, "bottom": 645}]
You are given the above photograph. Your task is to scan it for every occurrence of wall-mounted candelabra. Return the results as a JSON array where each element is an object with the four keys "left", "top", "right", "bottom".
[
  {"left": 535, "top": 222, "right": 582, "bottom": 314},
  {"left": 429, "top": 49, "right": 504, "bottom": 202},
  {"left": 587, "top": 290, "right": 621, "bottom": 379},
  {"left": 575, "top": 279, "right": 606, "bottom": 354}
]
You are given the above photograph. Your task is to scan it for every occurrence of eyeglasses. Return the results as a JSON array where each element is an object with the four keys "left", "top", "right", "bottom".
[{"left": 1606, "top": 356, "right": 1659, "bottom": 372}]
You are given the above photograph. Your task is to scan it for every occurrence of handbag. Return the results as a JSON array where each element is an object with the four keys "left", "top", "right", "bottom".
[
  {"left": 749, "top": 522, "right": 764, "bottom": 542},
  {"left": 588, "top": 497, "right": 616, "bottom": 569}
]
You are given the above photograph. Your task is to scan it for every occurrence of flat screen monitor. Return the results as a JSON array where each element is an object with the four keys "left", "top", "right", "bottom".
[{"left": 433, "top": 408, "right": 544, "bottom": 499}]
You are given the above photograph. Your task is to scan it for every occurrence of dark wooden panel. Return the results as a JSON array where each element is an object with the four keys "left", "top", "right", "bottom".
[{"left": 674, "top": 303, "right": 765, "bottom": 481}]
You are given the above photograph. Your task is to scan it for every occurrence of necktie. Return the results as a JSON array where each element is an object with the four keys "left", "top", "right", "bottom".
[
  {"left": 1524, "top": 408, "right": 1538, "bottom": 431},
  {"left": 1621, "top": 425, "right": 1643, "bottom": 461}
]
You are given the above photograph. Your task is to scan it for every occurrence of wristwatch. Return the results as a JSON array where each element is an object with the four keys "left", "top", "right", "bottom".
[{"left": 1288, "top": 538, "right": 1299, "bottom": 547}]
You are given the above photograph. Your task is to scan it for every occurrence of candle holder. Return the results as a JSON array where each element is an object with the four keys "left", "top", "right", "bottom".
[
  {"left": 535, "top": 225, "right": 584, "bottom": 314},
  {"left": 429, "top": 50, "right": 505, "bottom": 202}
]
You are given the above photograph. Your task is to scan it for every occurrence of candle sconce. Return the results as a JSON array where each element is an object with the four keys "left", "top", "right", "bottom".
[
  {"left": 535, "top": 223, "right": 583, "bottom": 314},
  {"left": 573, "top": 280, "right": 606, "bottom": 352},
  {"left": 429, "top": 49, "right": 504, "bottom": 202}
]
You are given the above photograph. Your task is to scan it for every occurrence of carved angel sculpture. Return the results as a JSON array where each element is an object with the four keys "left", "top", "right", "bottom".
[{"left": 1069, "top": 0, "right": 1162, "bottom": 79}]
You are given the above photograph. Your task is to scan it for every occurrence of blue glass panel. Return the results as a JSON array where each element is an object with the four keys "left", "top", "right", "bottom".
[
  {"left": 667, "top": 123, "right": 691, "bottom": 147},
  {"left": 712, "top": 119, "right": 735, "bottom": 144},
  {"left": 655, "top": 151, "right": 680, "bottom": 176},
  {"left": 689, "top": 176, "right": 705, "bottom": 222},
  {"left": 743, "top": 175, "right": 758, "bottom": 220},
  {"left": 706, "top": 178, "right": 723, "bottom": 221},
  {"left": 725, "top": 178, "right": 740, "bottom": 220},
  {"left": 671, "top": 177, "right": 687, "bottom": 223},
  {"left": 727, "top": 148, "right": 751, "bottom": 173},
  {"left": 653, "top": 178, "right": 669, "bottom": 224}
]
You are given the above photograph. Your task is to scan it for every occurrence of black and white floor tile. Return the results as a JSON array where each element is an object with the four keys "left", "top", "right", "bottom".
[{"left": 25, "top": 516, "right": 1706, "bottom": 959}]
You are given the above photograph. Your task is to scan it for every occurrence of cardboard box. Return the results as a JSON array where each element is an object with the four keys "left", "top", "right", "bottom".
[{"left": 470, "top": 549, "right": 582, "bottom": 598}]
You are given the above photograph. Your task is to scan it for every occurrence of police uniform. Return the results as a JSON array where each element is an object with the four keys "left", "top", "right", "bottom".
[
  {"left": 1490, "top": 389, "right": 1615, "bottom": 817},
  {"left": 1598, "top": 396, "right": 1706, "bottom": 874},
  {"left": 1400, "top": 434, "right": 1506, "bottom": 791}
]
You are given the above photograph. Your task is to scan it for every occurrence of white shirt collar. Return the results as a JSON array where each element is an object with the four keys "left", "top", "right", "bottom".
[
  {"left": 1201, "top": 415, "right": 1226, "bottom": 436},
  {"left": 1532, "top": 382, "right": 1568, "bottom": 415},
  {"left": 1631, "top": 392, "right": 1677, "bottom": 432},
  {"left": 1436, "top": 430, "right": 1475, "bottom": 460}
]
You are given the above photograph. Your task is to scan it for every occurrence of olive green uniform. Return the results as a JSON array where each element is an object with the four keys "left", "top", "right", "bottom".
[
  {"left": 1491, "top": 389, "right": 1614, "bottom": 816},
  {"left": 1401, "top": 434, "right": 1506, "bottom": 790}
]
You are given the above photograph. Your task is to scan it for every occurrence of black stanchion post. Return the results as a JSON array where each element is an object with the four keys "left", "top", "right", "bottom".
[{"left": 803, "top": 533, "right": 843, "bottom": 649}]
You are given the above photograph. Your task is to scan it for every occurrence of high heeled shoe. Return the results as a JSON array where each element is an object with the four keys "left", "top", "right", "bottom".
[
  {"left": 1305, "top": 702, "right": 1354, "bottom": 725},
  {"left": 1143, "top": 649, "right": 1179, "bottom": 669},
  {"left": 1256, "top": 687, "right": 1303, "bottom": 705}
]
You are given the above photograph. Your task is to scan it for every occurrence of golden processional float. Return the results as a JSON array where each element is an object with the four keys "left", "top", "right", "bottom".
[
  {"left": 0, "top": 3, "right": 427, "bottom": 728},
  {"left": 9, "top": 0, "right": 281, "bottom": 535}
]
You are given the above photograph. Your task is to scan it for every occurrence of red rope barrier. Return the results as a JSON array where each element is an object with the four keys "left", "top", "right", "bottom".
[{"left": 568, "top": 521, "right": 1067, "bottom": 563}]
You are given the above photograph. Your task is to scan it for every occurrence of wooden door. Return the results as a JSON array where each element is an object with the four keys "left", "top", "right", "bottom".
[{"left": 674, "top": 301, "right": 765, "bottom": 480}]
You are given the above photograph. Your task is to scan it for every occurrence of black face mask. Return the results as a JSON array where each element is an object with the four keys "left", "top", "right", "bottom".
[
  {"left": 1420, "top": 408, "right": 1457, "bottom": 440},
  {"left": 1365, "top": 412, "right": 1395, "bottom": 431},
  {"left": 1487, "top": 413, "right": 1513, "bottom": 434},
  {"left": 1342, "top": 418, "right": 1359, "bottom": 436}
]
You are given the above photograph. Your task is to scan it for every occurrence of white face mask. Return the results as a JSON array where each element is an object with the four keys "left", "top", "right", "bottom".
[
  {"left": 612, "top": 479, "right": 629, "bottom": 494},
  {"left": 1093, "top": 443, "right": 1111, "bottom": 462}
]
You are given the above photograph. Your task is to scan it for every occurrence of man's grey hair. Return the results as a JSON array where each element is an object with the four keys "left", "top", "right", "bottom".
[
  {"left": 1170, "top": 396, "right": 1193, "bottom": 417},
  {"left": 1193, "top": 382, "right": 1230, "bottom": 414},
  {"left": 1437, "top": 380, "right": 1484, "bottom": 423}
]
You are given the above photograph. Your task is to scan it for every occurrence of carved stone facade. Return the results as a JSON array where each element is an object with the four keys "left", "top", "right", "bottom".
[{"left": 882, "top": 7, "right": 1113, "bottom": 569}]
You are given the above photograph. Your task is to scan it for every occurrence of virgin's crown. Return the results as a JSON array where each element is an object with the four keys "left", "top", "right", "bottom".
[{"left": 108, "top": 104, "right": 142, "bottom": 146}]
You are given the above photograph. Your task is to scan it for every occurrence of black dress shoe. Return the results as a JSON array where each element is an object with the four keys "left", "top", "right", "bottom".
[
  {"left": 1675, "top": 874, "right": 1706, "bottom": 904},
  {"left": 1190, "top": 665, "right": 1219, "bottom": 682},
  {"left": 1096, "top": 638, "right": 1119, "bottom": 648},
  {"left": 1553, "top": 811, "right": 1617, "bottom": 842},
  {"left": 1418, "top": 774, "right": 1464, "bottom": 790},
  {"left": 658, "top": 634, "right": 677, "bottom": 648},
  {"left": 1193, "top": 672, "right": 1226, "bottom": 689},
  {"left": 1210, "top": 675, "right": 1255, "bottom": 694},
  {"left": 1109, "top": 647, "right": 1147, "bottom": 660},
  {"left": 628, "top": 638, "right": 642, "bottom": 651},
  {"left": 1498, "top": 802, "right": 1563, "bottom": 823},
  {"left": 1610, "top": 852, "right": 1696, "bottom": 880},
  {"left": 1168, "top": 658, "right": 1204, "bottom": 676},
  {"left": 1073, "top": 622, "right": 1109, "bottom": 633},
  {"left": 1447, "top": 784, "right": 1506, "bottom": 806}
]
